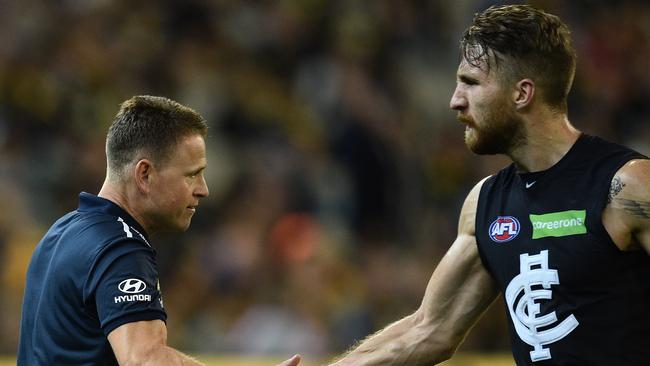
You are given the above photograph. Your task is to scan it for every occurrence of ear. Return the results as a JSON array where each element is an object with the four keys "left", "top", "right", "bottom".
[
  {"left": 513, "top": 78, "right": 535, "bottom": 110},
  {"left": 134, "top": 159, "right": 154, "bottom": 194}
]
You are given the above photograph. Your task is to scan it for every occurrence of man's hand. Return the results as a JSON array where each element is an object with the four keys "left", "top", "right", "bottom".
[{"left": 277, "top": 354, "right": 301, "bottom": 366}]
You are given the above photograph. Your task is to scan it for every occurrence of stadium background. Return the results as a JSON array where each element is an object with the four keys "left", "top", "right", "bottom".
[{"left": 0, "top": 0, "right": 648, "bottom": 364}]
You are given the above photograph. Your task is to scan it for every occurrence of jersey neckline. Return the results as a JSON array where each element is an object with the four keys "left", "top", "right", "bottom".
[
  {"left": 517, "top": 132, "right": 586, "bottom": 184},
  {"left": 77, "top": 192, "right": 150, "bottom": 240}
]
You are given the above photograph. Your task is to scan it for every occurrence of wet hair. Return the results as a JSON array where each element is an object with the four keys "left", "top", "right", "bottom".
[
  {"left": 460, "top": 4, "right": 576, "bottom": 110},
  {"left": 106, "top": 95, "right": 208, "bottom": 177}
]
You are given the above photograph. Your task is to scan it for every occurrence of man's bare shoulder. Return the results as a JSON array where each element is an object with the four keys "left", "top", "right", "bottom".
[
  {"left": 458, "top": 176, "right": 492, "bottom": 237},
  {"left": 603, "top": 159, "right": 650, "bottom": 251}
]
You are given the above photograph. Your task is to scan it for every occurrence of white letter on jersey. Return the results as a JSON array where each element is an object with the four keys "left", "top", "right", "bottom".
[{"left": 505, "top": 250, "right": 579, "bottom": 362}]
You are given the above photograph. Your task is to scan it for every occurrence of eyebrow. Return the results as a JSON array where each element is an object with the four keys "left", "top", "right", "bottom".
[
  {"left": 188, "top": 166, "right": 205, "bottom": 175},
  {"left": 458, "top": 74, "right": 479, "bottom": 84}
]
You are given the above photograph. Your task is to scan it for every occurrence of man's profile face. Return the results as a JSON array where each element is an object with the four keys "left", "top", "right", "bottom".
[
  {"left": 450, "top": 57, "right": 523, "bottom": 155},
  {"left": 147, "top": 134, "right": 209, "bottom": 232}
]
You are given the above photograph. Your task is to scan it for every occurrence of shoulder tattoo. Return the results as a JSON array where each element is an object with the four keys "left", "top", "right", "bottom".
[
  {"left": 607, "top": 176, "right": 625, "bottom": 204},
  {"left": 616, "top": 198, "right": 650, "bottom": 220},
  {"left": 609, "top": 176, "right": 650, "bottom": 219}
]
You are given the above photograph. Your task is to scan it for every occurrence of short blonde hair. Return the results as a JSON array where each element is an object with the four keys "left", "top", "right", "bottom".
[{"left": 106, "top": 95, "right": 208, "bottom": 175}]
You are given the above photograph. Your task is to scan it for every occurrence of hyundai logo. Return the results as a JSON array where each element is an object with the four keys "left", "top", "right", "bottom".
[{"left": 118, "top": 279, "right": 147, "bottom": 294}]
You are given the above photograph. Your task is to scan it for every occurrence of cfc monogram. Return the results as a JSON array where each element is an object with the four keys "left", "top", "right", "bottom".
[{"left": 505, "top": 250, "right": 579, "bottom": 362}]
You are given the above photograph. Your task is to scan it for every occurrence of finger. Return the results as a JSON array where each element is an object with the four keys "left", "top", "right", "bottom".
[{"left": 277, "top": 354, "right": 301, "bottom": 366}]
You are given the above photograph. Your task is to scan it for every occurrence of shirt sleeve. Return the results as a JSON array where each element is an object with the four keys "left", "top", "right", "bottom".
[{"left": 88, "top": 240, "right": 167, "bottom": 336}]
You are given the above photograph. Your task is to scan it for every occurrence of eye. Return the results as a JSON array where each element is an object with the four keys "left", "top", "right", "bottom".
[
  {"left": 187, "top": 169, "right": 204, "bottom": 179},
  {"left": 458, "top": 75, "right": 478, "bottom": 86}
]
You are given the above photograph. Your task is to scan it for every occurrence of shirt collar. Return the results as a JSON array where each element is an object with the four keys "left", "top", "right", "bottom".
[{"left": 77, "top": 192, "right": 150, "bottom": 241}]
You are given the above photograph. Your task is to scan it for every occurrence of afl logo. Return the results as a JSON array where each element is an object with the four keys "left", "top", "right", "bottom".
[
  {"left": 118, "top": 279, "right": 147, "bottom": 294},
  {"left": 489, "top": 216, "right": 520, "bottom": 243}
]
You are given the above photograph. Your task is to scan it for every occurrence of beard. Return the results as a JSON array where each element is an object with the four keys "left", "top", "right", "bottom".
[{"left": 461, "top": 103, "right": 525, "bottom": 155}]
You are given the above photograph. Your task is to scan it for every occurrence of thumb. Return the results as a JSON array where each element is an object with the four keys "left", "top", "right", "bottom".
[{"left": 277, "top": 354, "right": 301, "bottom": 366}]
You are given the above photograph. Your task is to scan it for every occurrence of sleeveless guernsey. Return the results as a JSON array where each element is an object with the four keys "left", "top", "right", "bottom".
[{"left": 475, "top": 134, "right": 649, "bottom": 365}]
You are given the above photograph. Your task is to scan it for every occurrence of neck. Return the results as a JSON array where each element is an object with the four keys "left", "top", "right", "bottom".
[
  {"left": 98, "top": 178, "right": 153, "bottom": 235},
  {"left": 508, "top": 112, "right": 581, "bottom": 173}
]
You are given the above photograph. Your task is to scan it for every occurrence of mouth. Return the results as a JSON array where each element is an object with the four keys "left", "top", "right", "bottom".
[
  {"left": 457, "top": 114, "right": 473, "bottom": 125},
  {"left": 187, "top": 205, "right": 197, "bottom": 213}
]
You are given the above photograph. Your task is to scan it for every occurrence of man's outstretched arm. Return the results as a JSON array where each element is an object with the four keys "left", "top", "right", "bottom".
[
  {"left": 329, "top": 179, "right": 499, "bottom": 366},
  {"left": 108, "top": 320, "right": 301, "bottom": 366}
]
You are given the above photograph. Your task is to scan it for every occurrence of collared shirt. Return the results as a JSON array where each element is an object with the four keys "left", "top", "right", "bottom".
[{"left": 18, "top": 192, "right": 166, "bottom": 365}]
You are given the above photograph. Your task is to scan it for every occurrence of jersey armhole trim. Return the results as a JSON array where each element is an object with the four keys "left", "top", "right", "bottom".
[{"left": 475, "top": 175, "right": 498, "bottom": 278}]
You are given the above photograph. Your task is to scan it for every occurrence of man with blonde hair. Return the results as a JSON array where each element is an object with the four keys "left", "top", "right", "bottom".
[
  {"left": 330, "top": 5, "right": 650, "bottom": 365},
  {"left": 18, "top": 96, "right": 301, "bottom": 366}
]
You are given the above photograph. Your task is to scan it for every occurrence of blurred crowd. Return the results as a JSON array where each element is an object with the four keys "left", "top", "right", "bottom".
[{"left": 0, "top": 0, "right": 648, "bottom": 357}]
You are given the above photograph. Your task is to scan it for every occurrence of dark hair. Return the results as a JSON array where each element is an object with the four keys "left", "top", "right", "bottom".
[
  {"left": 106, "top": 95, "right": 208, "bottom": 176},
  {"left": 460, "top": 4, "right": 576, "bottom": 110}
]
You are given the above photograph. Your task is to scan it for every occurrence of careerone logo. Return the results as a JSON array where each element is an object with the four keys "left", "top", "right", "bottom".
[
  {"left": 489, "top": 216, "right": 520, "bottom": 243},
  {"left": 115, "top": 278, "right": 151, "bottom": 303},
  {"left": 530, "top": 210, "right": 587, "bottom": 239}
]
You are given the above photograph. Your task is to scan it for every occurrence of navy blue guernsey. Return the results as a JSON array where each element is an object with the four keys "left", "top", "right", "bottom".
[
  {"left": 475, "top": 134, "right": 650, "bottom": 365},
  {"left": 18, "top": 192, "right": 166, "bottom": 365}
]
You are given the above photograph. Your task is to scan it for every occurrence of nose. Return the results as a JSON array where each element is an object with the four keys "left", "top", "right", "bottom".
[
  {"left": 450, "top": 85, "right": 467, "bottom": 111},
  {"left": 195, "top": 174, "right": 209, "bottom": 198}
]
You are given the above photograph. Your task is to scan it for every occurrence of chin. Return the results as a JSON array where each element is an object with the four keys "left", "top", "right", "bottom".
[
  {"left": 468, "top": 142, "right": 497, "bottom": 155},
  {"left": 465, "top": 129, "right": 508, "bottom": 155},
  {"left": 161, "top": 220, "right": 192, "bottom": 233},
  {"left": 465, "top": 132, "right": 485, "bottom": 154},
  {"left": 173, "top": 221, "right": 192, "bottom": 232},
  {"left": 182, "top": 218, "right": 195, "bottom": 231},
  {"left": 464, "top": 130, "right": 477, "bottom": 151}
]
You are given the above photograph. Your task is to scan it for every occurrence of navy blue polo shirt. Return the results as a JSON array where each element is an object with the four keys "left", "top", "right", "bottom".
[{"left": 18, "top": 192, "right": 167, "bottom": 365}]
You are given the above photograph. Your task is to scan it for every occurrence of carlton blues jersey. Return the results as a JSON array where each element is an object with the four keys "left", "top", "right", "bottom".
[
  {"left": 18, "top": 193, "right": 166, "bottom": 365},
  {"left": 475, "top": 134, "right": 650, "bottom": 365}
]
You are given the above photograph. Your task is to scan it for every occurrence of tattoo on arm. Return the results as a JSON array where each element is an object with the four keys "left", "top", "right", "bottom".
[
  {"left": 616, "top": 199, "right": 650, "bottom": 220},
  {"left": 608, "top": 176, "right": 625, "bottom": 204},
  {"left": 608, "top": 175, "right": 650, "bottom": 220}
]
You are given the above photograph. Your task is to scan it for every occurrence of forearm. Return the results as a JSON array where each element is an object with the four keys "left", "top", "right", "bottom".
[
  {"left": 329, "top": 311, "right": 454, "bottom": 366},
  {"left": 330, "top": 181, "right": 499, "bottom": 366},
  {"left": 330, "top": 233, "right": 498, "bottom": 366},
  {"left": 110, "top": 320, "right": 204, "bottom": 366},
  {"left": 133, "top": 345, "right": 204, "bottom": 366}
]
